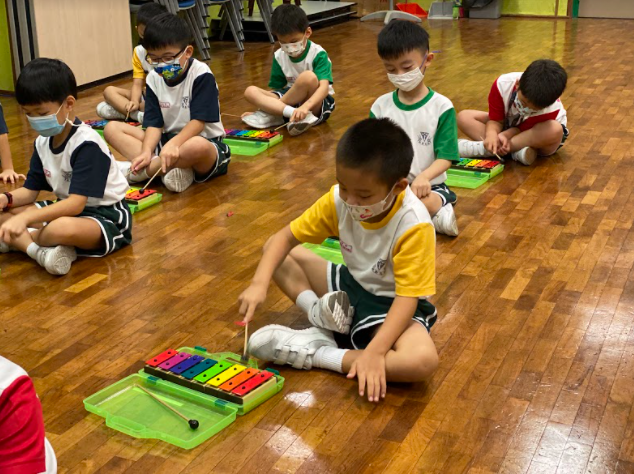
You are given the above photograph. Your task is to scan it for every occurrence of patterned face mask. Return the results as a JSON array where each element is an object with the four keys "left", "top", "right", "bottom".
[{"left": 342, "top": 185, "right": 397, "bottom": 222}]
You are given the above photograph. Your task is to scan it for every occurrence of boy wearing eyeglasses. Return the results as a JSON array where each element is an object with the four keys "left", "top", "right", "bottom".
[
  {"left": 105, "top": 13, "right": 230, "bottom": 193},
  {"left": 457, "top": 59, "right": 568, "bottom": 166},
  {"left": 241, "top": 4, "right": 335, "bottom": 137}
]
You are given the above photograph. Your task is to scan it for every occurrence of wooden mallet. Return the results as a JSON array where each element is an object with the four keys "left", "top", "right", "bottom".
[{"left": 136, "top": 384, "right": 199, "bottom": 430}]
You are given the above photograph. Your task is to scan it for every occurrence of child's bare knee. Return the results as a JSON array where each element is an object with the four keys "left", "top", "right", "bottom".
[
  {"left": 411, "top": 348, "right": 439, "bottom": 381},
  {"left": 103, "top": 121, "right": 123, "bottom": 141},
  {"left": 36, "top": 217, "right": 76, "bottom": 243},
  {"left": 297, "top": 71, "right": 318, "bottom": 88},
  {"left": 103, "top": 86, "right": 117, "bottom": 100},
  {"left": 244, "top": 85, "right": 260, "bottom": 102},
  {"left": 543, "top": 120, "right": 564, "bottom": 140}
]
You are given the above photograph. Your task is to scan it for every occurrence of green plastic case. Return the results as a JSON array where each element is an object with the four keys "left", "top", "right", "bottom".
[
  {"left": 446, "top": 164, "right": 504, "bottom": 189},
  {"left": 225, "top": 134, "right": 283, "bottom": 157},
  {"left": 303, "top": 238, "right": 345, "bottom": 265},
  {"left": 83, "top": 347, "right": 284, "bottom": 449}
]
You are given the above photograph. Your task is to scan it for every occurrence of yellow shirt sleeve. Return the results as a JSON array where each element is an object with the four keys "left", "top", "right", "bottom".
[
  {"left": 132, "top": 49, "right": 146, "bottom": 79},
  {"left": 290, "top": 186, "right": 339, "bottom": 244},
  {"left": 393, "top": 222, "right": 436, "bottom": 297}
]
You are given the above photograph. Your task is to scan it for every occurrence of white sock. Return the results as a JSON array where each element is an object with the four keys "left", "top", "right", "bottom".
[
  {"left": 313, "top": 346, "right": 347, "bottom": 373},
  {"left": 296, "top": 290, "right": 319, "bottom": 315},
  {"left": 283, "top": 105, "right": 296, "bottom": 119},
  {"left": 129, "top": 109, "right": 140, "bottom": 121},
  {"left": 26, "top": 242, "right": 41, "bottom": 260}
]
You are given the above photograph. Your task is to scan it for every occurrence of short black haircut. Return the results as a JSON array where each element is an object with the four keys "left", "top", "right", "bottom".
[
  {"left": 519, "top": 59, "right": 567, "bottom": 109},
  {"left": 143, "top": 12, "right": 192, "bottom": 51},
  {"left": 15, "top": 58, "right": 77, "bottom": 106},
  {"left": 271, "top": 5, "right": 309, "bottom": 36},
  {"left": 336, "top": 118, "right": 413, "bottom": 187},
  {"left": 378, "top": 20, "right": 429, "bottom": 60},
  {"left": 136, "top": 2, "right": 167, "bottom": 27}
]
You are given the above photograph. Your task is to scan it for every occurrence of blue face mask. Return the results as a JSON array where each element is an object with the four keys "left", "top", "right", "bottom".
[
  {"left": 153, "top": 50, "right": 187, "bottom": 81},
  {"left": 26, "top": 103, "right": 68, "bottom": 137}
]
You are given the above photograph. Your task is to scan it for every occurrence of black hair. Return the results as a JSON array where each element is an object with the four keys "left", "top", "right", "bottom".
[
  {"left": 136, "top": 2, "right": 167, "bottom": 27},
  {"left": 15, "top": 58, "right": 77, "bottom": 106},
  {"left": 271, "top": 4, "right": 309, "bottom": 36},
  {"left": 519, "top": 59, "right": 567, "bottom": 109},
  {"left": 378, "top": 20, "right": 429, "bottom": 60},
  {"left": 143, "top": 12, "right": 192, "bottom": 51},
  {"left": 336, "top": 118, "right": 413, "bottom": 187}
]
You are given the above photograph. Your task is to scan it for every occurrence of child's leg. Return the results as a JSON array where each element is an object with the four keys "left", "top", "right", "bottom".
[
  {"left": 457, "top": 110, "right": 489, "bottom": 140},
  {"left": 103, "top": 87, "right": 133, "bottom": 115},
  {"left": 244, "top": 71, "right": 321, "bottom": 117},
  {"left": 103, "top": 121, "right": 146, "bottom": 161},
  {"left": 244, "top": 87, "right": 287, "bottom": 116},
  {"left": 508, "top": 120, "right": 564, "bottom": 156},
  {"left": 421, "top": 193, "right": 443, "bottom": 217},
  {"left": 172, "top": 137, "right": 218, "bottom": 176}
]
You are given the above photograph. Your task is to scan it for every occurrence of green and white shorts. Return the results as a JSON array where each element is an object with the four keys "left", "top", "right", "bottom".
[
  {"left": 36, "top": 200, "right": 132, "bottom": 257},
  {"left": 327, "top": 263, "right": 437, "bottom": 350},
  {"left": 272, "top": 87, "right": 335, "bottom": 125}
]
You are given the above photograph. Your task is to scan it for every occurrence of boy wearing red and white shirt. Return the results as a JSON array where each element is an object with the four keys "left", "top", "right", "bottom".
[
  {"left": 0, "top": 356, "right": 57, "bottom": 474},
  {"left": 457, "top": 59, "right": 568, "bottom": 165}
]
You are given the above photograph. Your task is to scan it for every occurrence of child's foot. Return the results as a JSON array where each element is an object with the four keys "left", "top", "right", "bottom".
[
  {"left": 242, "top": 110, "right": 284, "bottom": 129},
  {"left": 162, "top": 167, "right": 194, "bottom": 193},
  {"left": 287, "top": 112, "right": 319, "bottom": 136},
  {"left": 433, "top": 204, "right": 459, "bottom": 236},
  {"left": 96, "top": 101, "right": 126, "bottom": 121},
  {"left": 117, "top": 161, "right": 149, "bottom": 184},
  {"left": 248, "top": 325, "right": 337, "bottom": 370},
  {"left": 458, "top": 139, "right": 494, "bottom": 158},
  {"left": 36, "top": 246, "right": 77, "bottom": 275},
  {"left": 308, "top": 291, "right": 354, "bottom": 334},
  {"left": 511, "top": 147, "right": 537, "bottom": 166}
]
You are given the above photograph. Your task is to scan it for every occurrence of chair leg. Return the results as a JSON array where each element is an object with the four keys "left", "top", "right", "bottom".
[
  {"left": 256, "top": 0, "right": 275, "bottom": 43},
  {"left": 224, "top": 3, "right": 244, "bottom": 51}
]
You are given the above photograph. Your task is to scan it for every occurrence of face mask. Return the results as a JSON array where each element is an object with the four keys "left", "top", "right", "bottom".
[
  {"left": 154, "top": 50, "right": 187, "bottom": 81},
  {"left": 26, "top": 103, "right": 73, "bottom": 137},
  {"left": 514, "top": 94, "right": 537, "bottom": 116},
  {"left": 342, "top": 185, "right": 396, "bottom": 222},
  {"left": 280, "top": 37, "right": 306, "bottom": 58},
  {"left": 387, "top": 57, "right": 427, "bottom": 92}
]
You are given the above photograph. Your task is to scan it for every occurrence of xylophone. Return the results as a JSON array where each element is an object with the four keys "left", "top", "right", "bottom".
[
  {"left": 446, "top": 158, "right": 505, "bottom": 189},
  {"left": 84, "top": 119, "right": 141, "bottom": 130},
  {"left": 450, "top": 158, "right": 504, "bottom": 173},
  {"left": 224, "top": 129, "right": 281, "bottom": 141},
  {"left": 125, "top": 187, "right": 162, "bottom": 214},
  {"left": 223, "top": 128, "right": 283, "bottom": 157}
]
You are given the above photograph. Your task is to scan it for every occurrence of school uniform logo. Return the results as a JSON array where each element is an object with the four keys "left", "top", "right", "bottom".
[
  {"left": 340, "top": 240, "right": 353, "bottom": 253},
  {"left": 159, "top": 101, "right": 171, "bottom": 109},
  {"left": 418, "top": 132, "right": 432, "bottom": 146},
  {"left": 44, "top": 169, "right": 51, "bottom": 177},
  {"left": 372, "top": 258, "right": 387, "bottom": 276},
  {"left": 61, "top": 170, "right": 72, "bottom": 182},
  {"left": 181, "top": 96, "right": 190, "bottom": 108}
]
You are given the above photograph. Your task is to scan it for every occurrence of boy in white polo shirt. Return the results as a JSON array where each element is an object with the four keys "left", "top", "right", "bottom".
[
  {"left": 238, "top": 118, "right": 439, "bottom": 403},
  {"left": 242, "top": 4, "right": 335, "bottom": 136},
  {"left": 0, "top": 58, "right": 131, "bottom": 276},
  {"left": 105, "top": 13, "right": 230, "bottom": 193},
  {"left": 370, "top": 21, "right": 460, "bottom": 237},
  {"left": 97, "top": 2, "right": 166, "bottom": 123}
]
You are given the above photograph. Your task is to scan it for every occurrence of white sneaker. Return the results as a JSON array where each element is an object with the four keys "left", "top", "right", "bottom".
[
  {"left": 287, "top": 112, "right": 319, "bottom": 136},
  {"left": 247, "top": 325, "right": 337, "bottom": 370},
  {"left": 458, "top": 139, "right": 494, "bottom": 158},
  {"left": 511, "top": 147, "right": 537, "bottom": 166},
  {"left": 96, "top": 101, "right": 126, "bottom": 121},
  {"left": 242, "top": 110, "right": 284, "bottom": 129},
  {"left": 162, "top": 167, "right": 194, "bottom": 193},
  {"left": 433, "top": 204, "right": 459, "bottom": 236},
  {"left": 308, "top": 291, "right": 354, "bottom": 334},
  {"left": 36, "top": 246, "right": 77, "bottom": 275},
  {"left": 117, "top": 161, "right": 149, "bottom": 184}
]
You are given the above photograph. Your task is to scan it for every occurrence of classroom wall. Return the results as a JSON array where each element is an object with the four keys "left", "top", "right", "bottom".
[
  {"left": 413, "top": 0, "right": 568, "bottom": 16},
  {"left": 0, "top": 0, "right": 15, "bottom": 92}
]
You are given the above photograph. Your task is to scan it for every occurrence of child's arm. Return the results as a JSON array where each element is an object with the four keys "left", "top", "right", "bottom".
[
  {"left": 348, "top": 295, "right": 419, "bottom": 400},
  {"left": 128, "top": 78, "right": 146, "bottom": 114},
  {"left": 484, "top": 120, "right": 503, "bottom": 154},
  {"left": 291, "top": 79, "right": 330, "bottom": 123},
  {"left": 497, "top": 126, "right": 520, "bottom": 155},
  {"left": 239, "top": 226, "right": 300, "bottom": 322},
  {"left": 0, "top": 133, "right": 25, "bottom": 184},
  {"left": 131, "top": 83, "right": 163, "bottom": 173},
  {"left": 0, "top": 186, "right": 39, "bottom": 210},
  {"left": 159, "top": 119, "right": 205, "bottom": 172},
  {"left": 411, "top": 160, "right": 451, "bottom": 199},
  {"left": 485, "top": 77, "right": 506, "bottom": 154}
]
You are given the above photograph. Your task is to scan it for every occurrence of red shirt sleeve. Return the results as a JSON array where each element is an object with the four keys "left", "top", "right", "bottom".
[
  {"left": 518, "top": 110, "right": 559, "bottom": 132},
  {"left": 488, "top": 78, "right": 505, "bottom": 122},
  {"left": 0, "top": 375, "right": 47, "bottom": 474}
]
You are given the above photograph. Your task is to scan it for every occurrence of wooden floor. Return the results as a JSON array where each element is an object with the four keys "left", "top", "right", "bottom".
[{"left": 1, "top": 16, "right": 633, "bottom": 474}]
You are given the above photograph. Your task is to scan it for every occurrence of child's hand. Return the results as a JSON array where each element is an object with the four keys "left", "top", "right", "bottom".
[
  {"left": 484, "top": 134, "right": 498, "bottom": 155},
  {"left": 347, "top": 350, "right": 386, "bottom": 402},
  {"left": 411, "top": 175, "right": 432, "bottom": 199},
  {"left": 159, "top": 143, "right": 180, "bottom": 173},
  {"left": 290, "top": 105, "right": 311, "bottom": 123},
  {"left": 497, "top": 134, "right": 511, "bottom": 156},
  {"left": 0, "top": 169, "right": 26, "bottom": 185},
  {"left": 0, "top": 215, "right": 27, "bottom": 243},
  {"left": 126, "top": 100, "right": 140, "bottom": 114},
  {"left": 131, "top": 151, "right": 152, "bottom": 174},
  {"left": 238, "top": 283, "right": 268, "bottom": 323}
]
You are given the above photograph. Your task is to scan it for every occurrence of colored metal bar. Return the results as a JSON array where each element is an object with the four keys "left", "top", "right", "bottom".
[
  {"left": 170, "top": 355, "right": 204, "bottom": 375},
  {"left": 208, "top": 364, "right": 246, "bottom": 387},
  {"left": 145, "top": 349, "right": 178, "bottom": 367},
  {"left": 181, "top": 358, "right": 217, "bottom": 379},
  {"left": 159, "top": 352, "right": 190, "bottom": 370},
  {"left": 232, "top": 370, "right": 274, "bottom": 396},
  {"left": 219, "top": 368, "right": 258, "bottom": 391},
  {"left": 193, "top": 361, "right": 233, "bottom": 383}
]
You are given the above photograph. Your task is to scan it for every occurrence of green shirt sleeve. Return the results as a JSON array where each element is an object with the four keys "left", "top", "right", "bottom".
[
  {"left": 434, "top": 107, "right": 460, "bottom": 161},
  {"left": 312, "top": 51, "right": 333, "bottom": 83},
  {"left": 369, "top": 110, "right": 376, "bottom": 118},
  {"left": 268, "top": 57, "right": 287, "bottom": 90}
]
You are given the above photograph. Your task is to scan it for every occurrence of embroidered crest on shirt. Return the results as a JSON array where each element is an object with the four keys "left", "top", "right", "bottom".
[
  {"left": 61, "top": 170, "right": 72, "bottom": 182},
  {"left": 372, "top": 258, "right": 387, "bottom": 276},
  {"left": 44, "top": 169, "right": 51, "bottom": 177},
  {"left": 159, "top": 101, "right": 171, "bottom": 109},
  {"left": 418, "top": 132, "right": 432, "bottom": 146},
  {"left": 340, "top": 240, "right": 353, "bottom": 253},
  {"left": 181, "top": 96, "right": 190, "bottom": 108}
]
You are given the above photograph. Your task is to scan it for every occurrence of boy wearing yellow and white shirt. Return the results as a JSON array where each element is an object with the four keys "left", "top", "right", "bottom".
[
  {"left": 96, "top": 2, "right": 166, "bottom": 123},
  {"left": 238, "top": 118, "right": 439, "bottom": 403}
]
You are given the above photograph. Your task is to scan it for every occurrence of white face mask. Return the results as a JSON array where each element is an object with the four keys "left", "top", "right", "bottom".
[
  {"left": 342, "top": 185, "right": 396, "bottom": 222},
  {"left": 387, "top": 58, "right": 427, "bottom": 92},
  {"left": 280, "top": 37, "right": 306, "bottom": 57},
  {"left": 514, "top": 94, "right": 537, "bottom": 117}
]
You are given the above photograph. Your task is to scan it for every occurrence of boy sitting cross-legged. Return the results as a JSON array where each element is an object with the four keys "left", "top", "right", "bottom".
[
  {"left": 105, "top": 13, "right": 230, "bottom": 193},
  {"left": 457, "top": 59, "right": 568, "bottom": 165},
  {"left": 371, "top": 21, "right": 460, "bottom": 237},
  {"left": 97, "top": 2, "right": 167, "bottom": 123},
  {"left": 242, "top": 4, "right": 335, "bottom": 136},
  {"left": 238, "top": 118, "right": 439, "bottom": 403},
  {"left": 0, "top": 59, "right": 131, "bottom": 276}
]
